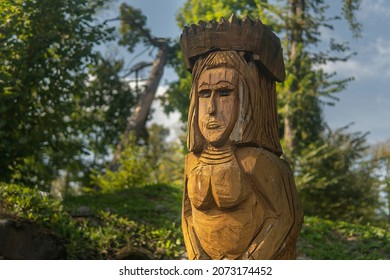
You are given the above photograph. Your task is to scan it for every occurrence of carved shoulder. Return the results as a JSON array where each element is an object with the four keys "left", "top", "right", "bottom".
[
  {"left": 235, "top": 147, "right": 298, "bottom": 216},
  {"left": 184, "top": 152, "right": 200, "bottom": 175},
  {"left": 235, "top": 147, "right": 292, "bottom": 176}
]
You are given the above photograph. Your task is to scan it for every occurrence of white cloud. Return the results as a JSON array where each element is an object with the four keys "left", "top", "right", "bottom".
[
  {"left": 369, "top": 37, "right": 390, "bottom": 77},
  {"left": 360, "top": 0, "right": 390, "bottom": 18},
  {"left": 374, "top": 37, "right": 390, "bottom": 56},
  {"left": 320, "top": 37, "right": 390, "bottom": 80},
  {"left": 320, "top": 59, "right": 370, "bottom": 80}
]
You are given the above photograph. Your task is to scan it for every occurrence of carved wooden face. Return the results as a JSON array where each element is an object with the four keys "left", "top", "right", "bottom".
[{"left": 197, "top": 67, "right": 239, "bottom": 147}]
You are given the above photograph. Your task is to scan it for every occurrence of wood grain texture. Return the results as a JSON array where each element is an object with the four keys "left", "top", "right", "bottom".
[
  {"left": 180, "top": 17, "right": 303, "bottom": 260},
  {"left": 180, "top": 14, "right": 285, "bottom": 82},
  {"left": 183, "top": 147, "right": 302, "bottom": 259}
]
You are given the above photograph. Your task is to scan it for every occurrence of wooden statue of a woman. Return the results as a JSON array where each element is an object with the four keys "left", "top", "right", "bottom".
[{"left": 180, "top": 15, "right": 303, "bottom": 260}]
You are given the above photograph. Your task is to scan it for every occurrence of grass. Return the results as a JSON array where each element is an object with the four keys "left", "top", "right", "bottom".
[
  {"left": 2, "top": 182, "right": 390, "bottom": 259},
  {"left": 0, "top": 183, "right": 185, "bottom": 259},
  {"left": 64, "top": 183, "right": 182, "bottom": 228},
  {"left": 63, "top": 183, "right": 185, "bottom": 259},
  {"left": 66, "top": 184, "right": 390, "bottom": 260},
  {"left": 298, "top": 216, "right": 390, "bottom": 259}
]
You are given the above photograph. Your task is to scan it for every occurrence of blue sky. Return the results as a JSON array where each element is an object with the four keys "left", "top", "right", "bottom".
[{"left": 104, "top": 0, "right": 390, "bottom": 145}]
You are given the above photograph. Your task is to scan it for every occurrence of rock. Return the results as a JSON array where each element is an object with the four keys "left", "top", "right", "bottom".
[
  {"left": 75, "top": 206, "right": 92, "bottom": 217},
  {"left": 0, "top": 218, "right": 66, "bottom": 259},
  {"left": 116, "top": 245, "right": 154, "bottom": 260}
]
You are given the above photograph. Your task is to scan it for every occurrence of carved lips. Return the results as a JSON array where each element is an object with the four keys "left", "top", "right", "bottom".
[{"left": 206, "top": 121, "right": 221, "bottom": 129}]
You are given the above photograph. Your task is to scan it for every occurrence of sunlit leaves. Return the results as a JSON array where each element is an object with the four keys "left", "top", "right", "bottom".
[{"left": 0, "top": 0, "right": 112, "bottom": 188}]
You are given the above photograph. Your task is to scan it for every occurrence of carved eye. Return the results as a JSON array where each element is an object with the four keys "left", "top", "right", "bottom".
[
  {"left": 199, "top": 90, "right": 211, "bottom": 98},
  {"left": 218, "top": 89, "right": 230, "bottom": 96}
]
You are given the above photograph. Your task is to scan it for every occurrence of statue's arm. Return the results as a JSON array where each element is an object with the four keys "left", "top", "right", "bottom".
[
  {"left": 237, "top": 148, "right": 303, "bottom": 259},
  {"left": 181, "top": 153, "right": 210, "bottom": 260},
  {"left": 182, "top": 153, "right": 196, "bottom": 259}
]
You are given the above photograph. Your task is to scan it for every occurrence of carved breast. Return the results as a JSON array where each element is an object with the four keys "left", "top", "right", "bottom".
[{"left": 187, "top": 161, "right": 247, "bottom": 210}]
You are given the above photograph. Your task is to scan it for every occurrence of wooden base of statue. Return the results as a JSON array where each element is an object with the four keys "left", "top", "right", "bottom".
[{"left": 180, "top": 15, "right": 303, "bottom": 260}]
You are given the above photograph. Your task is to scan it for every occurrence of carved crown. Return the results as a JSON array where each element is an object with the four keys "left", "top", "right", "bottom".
[{"left": 180, "top": 14, "right": 285, "bottom": 82}]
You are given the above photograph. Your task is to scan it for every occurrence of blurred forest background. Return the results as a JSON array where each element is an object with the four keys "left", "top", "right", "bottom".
[{"left": 1, "top": 0, "right": 390, "bottom": 259}]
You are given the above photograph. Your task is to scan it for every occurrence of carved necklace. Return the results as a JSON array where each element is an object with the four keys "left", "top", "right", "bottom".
[{"left": 199, "top": 145, "right": 235, "bottom": 165}]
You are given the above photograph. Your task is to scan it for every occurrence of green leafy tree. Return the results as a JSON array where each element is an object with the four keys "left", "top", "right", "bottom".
[
  {"left": 276, "top": 0, "right": 361, "bottom": 158},
  {"left": 93, "top": 124, "right": 185, "bottom": 193},
  {"left": 372, "top": 139, "right": 390, "bottom": 224},
  {"left": 0, "top": 0, "right": 113, "bottom": 188},
  {"left": 146, "top": 124, "right": 185, "bottom": 185},
  {"left": 296, "top": 127, "right": 382, "bottom": 224},
  {"left": 78, "top": 57, "right": 135, "bottom": 185},
  {"left": 92, "top": 134, "right": 152, "bottom": 193}
]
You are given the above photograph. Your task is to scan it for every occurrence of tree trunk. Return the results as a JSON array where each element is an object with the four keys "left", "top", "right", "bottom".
[
  {"left": 284, "top": 0, "right": 305, "bottom": 155},
  {"left": 109, "top": 44, "right": 168, "bottom": 171},
  {"left": 284, "top": 104, "right": 294, "bottom": 153}
]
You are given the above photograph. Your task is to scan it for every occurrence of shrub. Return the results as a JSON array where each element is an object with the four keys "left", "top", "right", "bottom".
[{"left": 93, "top": 136, "right": 152, "bottom": 193}]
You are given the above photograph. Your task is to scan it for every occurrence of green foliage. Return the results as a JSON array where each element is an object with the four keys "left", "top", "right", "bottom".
[
  {"left": 118, "top": 4, "right": 150, "bottom": 52},
  {"left": 1, "top": 0, "right": 386, "bottom": 260},
  {"left": 2, "top": 183, "right": 390, "bottom": 260},
  {"left": 64, "top": 183, "right": 184, "bottom": 259},
  {"left": 145, "top": 124, "right": 185, "bottom": 185},
  {"left": 0, "top": 182, "right": 185, "bottom": 259},
  {"left": 92, "top": 135, "right": 152, "bottom": 193},
  {"left": 81, "top": 58, "right": 135, "bottom": 179},
  {"left": 70, "top": 210, "right": 183, "bottom": 259},
  {"left": 372, "top": 139, "right": 390, "bottom": 223},
  {"left": 66, "top": 184, "right": 182, "bottom": 226},
  {"left": 342, "top": 0, "right": 363, "bottom": 37},
  {"left": 92, "top": 124, "right": 185, "bottom": 193},
  {"left": 299, "top": 217, "right": 390, "bottom": 259},
  {"left": 0, "top": 183, "right": 97, "bottom": 258},
  {"left": 0, "top": 1, "right": 179, "bottom": 193},
  {"left": 68, "top": 183, "right": 184, "bottom": 259},
  {"left": 176, "top": 0, "right": 258, "bottom": 26},
  {"left": 296, "top": 128, "right": 384, "bottom": 225},
  {"left": 0, "top": 0, "right": 114, "bottom": 188}
]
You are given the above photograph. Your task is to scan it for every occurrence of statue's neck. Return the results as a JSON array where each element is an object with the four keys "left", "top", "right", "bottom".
[{"left": 199, "top": 144, "right": 235, "bottom": 165}]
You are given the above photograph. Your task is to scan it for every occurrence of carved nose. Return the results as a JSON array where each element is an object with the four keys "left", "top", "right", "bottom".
[{"left": 207, "top": 92, "right": 216, "bottom": 114}]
